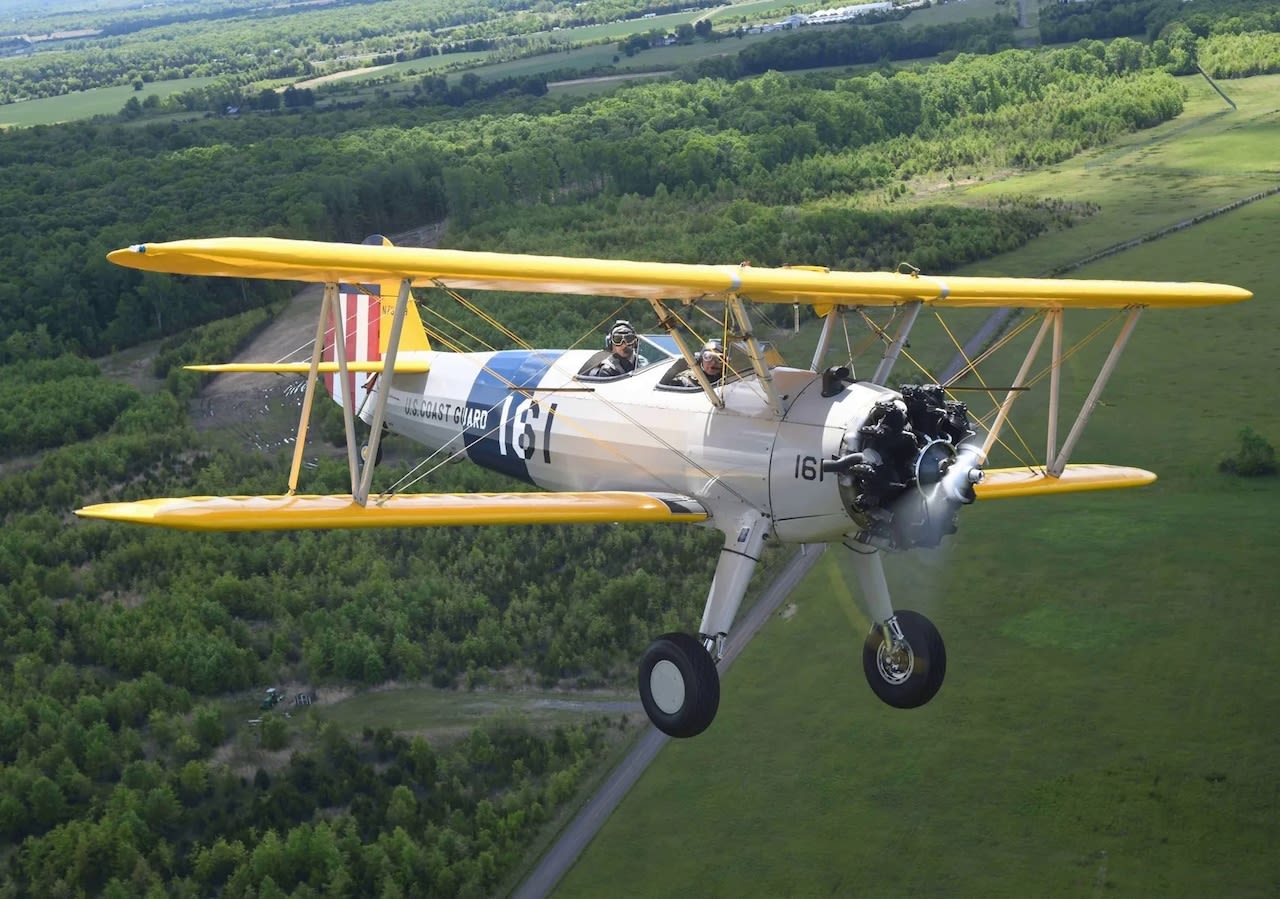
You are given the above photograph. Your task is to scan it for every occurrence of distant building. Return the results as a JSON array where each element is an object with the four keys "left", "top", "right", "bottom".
[{"left": 806, "top": 2, "right": 895, "bottom": 24}]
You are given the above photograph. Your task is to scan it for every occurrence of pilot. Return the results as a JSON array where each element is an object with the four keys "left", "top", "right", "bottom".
[
  {"left": 589, "top": 320, "right": 645, "bottom": 377},
  {"left": 674, "top": 339, "right": 725, "bottom": 388}
]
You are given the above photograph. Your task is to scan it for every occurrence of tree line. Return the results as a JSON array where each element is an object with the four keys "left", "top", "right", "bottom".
[
  {"left": 0, "top": 0, "right": 711, "bottom": 105},
  {"left": 683, "top": 14, "right": 1018, "bottom": 80},
  {"left": 1040, "top": 0, "right": 1280, "bottom": 50}
]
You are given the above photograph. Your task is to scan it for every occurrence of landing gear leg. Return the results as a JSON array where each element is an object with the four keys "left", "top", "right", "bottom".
[
  {"left": 637, "top": 515, "right": 767, "bottom": 738},
  {"left": 840, "top": 543, "right": 947, "bottom": 709}
]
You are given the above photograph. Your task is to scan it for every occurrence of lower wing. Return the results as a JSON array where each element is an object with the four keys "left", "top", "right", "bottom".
[
  {"left": 975, "top": 464, "right": 1155, "bottom": 500},
  {"left": 76, "top": 491, "right": 708, "bottom": 531}
]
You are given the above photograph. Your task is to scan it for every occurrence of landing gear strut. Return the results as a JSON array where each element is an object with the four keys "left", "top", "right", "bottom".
[
  {"left": 841, "top": 544, "right": 947, "bottom": 709},
  {"left": 637, "top": 633, "right": 720, "bottom": 738},
  {"left": 637, "top": 515, "right": 765, "bottom": 738}
]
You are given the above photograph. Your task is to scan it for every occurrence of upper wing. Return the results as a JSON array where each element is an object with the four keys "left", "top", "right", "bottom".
[
  {"left": 76, "top": 491, "right": 708, "bottom": 531},
  {"left": 108, "top": 238, "right": 1251, "bottom": 309}
]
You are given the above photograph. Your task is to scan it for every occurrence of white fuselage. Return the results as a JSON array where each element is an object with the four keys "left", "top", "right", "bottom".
[{"left": 368, "top": 349, "right": 898, "bottom": 543}]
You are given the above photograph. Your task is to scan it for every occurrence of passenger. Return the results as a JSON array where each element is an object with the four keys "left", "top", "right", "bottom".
[
  {"left": 589, "top": 320, "right": 644, "bottom": 377},
  {"left": 674, "top": 339, "right": 725, "bottom": 388}
]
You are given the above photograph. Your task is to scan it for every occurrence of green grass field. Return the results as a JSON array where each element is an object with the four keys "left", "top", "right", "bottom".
[
  {"left": 0, "top": 76, "right": 220, "bottom": 127},
  {"left": 554, "top": 80, "right": 1280, "bottom": 897}
]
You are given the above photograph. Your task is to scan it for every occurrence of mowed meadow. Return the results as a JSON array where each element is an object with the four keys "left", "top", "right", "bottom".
[{"left": 556, "top": 87, "right": 1280, "bottom": 896}]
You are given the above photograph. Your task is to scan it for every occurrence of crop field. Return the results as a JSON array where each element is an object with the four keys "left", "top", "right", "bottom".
[
  {"left": 467, "top": 28, "right": 784, "bottom": 87},
  {"left": 705, "top": 0, "right": 799, "bottom": 25},
  {"left": 891, "top": 0, "right": 1010, "bottom": 29},
  {"left": 556, "top": 78, "right": 1280, "bottom": 897},
  {"left": 0, "top": 75, "right": 220, "bottom": 127},
  {"left": 297, "top": 48, "right": 494, "bottom": 90},
  {"left": 532, "top": 9, "right": 706, "bottom": 44}
]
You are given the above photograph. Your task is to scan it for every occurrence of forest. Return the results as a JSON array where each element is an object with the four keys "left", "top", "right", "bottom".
[
  {"left": 1, "top": 45, "right": 1194, "bottom": 361},
  {"left": 1, "top": 0, "right": 1276, "bottom": 892}
]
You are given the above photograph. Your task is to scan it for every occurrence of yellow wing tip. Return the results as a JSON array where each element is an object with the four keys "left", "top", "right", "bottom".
[{"left": 77, "top": 501, "right": 164, "bottom": 524}]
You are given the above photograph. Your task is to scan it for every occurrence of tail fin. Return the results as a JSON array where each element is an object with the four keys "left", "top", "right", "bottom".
[{"left": 324, "top": 236, "right": 431, "bottom": 409}]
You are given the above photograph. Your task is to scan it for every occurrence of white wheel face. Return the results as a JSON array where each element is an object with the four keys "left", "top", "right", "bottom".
[{"left": 649, "top": 659, "right": 687, "bottom": 715}]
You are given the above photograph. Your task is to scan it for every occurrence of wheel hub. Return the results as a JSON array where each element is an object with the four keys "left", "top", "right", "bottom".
[
  {"left": 876, "top": 640, "right": 915, "bottom": 685},
  {"left": 649, "top": 659, "right": 686, "bottom": 714}
]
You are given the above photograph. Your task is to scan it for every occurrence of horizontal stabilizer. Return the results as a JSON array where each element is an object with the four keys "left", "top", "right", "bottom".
[
  {"left": 185, "top": 360, "right": 430, "bottom": 374},
  {"left": 975, "top": 464, "right": 1156, "bottom": 500},
  {"left": 76, "top": 491, "right": 708, "bottom": 531}
]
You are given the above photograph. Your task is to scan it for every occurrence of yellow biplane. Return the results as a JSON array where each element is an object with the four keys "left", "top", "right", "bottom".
[{"left": 78, "top": 237, "right": 1250, "bottom": 737}]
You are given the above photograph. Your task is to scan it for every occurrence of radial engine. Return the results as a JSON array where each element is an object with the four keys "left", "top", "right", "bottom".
[{"left": 824, "top": 384, "right": 984, "bottom": 550}]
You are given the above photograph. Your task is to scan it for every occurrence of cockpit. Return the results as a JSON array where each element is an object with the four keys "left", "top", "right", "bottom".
[
  {"left": 575, "top": 333, "right": 780, "bottom": 391},
  {"left": 575, "top": 333, "right": 677, "bottom": 382}
]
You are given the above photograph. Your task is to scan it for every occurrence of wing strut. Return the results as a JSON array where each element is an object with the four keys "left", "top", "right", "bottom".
[
  {"left": 810, "top": 306, "right": 844, "bottom": 372},
  {"left": 356, "top": 277, "right": 411, "bottom": 505},
  {"left": 727, "top": 295, "right": 782, "bottom": 416},
  {"left": 871, "top": 300, "right": 922, "bottom": 386},
  {"left": 1049, "top": 307, "right": 1142, "bottom": 476},
  {"left": 288, "top": 284, "right": 334, "bottom": 495},
  {"left": 328, "top": 283, "right": 362, "bottom": 491},
  {"left": 1046, "top": 309, "right": 1063, "bottom": 467},
  {"left": 646, "top": 298, "right": 725, "bottom": 408}
]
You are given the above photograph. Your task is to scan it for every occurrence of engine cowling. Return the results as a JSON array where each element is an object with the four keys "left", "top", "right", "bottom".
[{"left": 824, "top": 384, "right": 983, "bottom": 550}]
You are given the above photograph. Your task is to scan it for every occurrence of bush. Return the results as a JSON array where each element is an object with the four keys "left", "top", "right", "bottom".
[
  {"left": 1218, "top": 427, "right": 1277, "bottom": 477},
  {"left": 260, "top": 714, "right": 290, "bottom": 750}
]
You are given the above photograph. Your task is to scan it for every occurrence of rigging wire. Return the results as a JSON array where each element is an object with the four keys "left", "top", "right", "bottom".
[
  {"left": 365, "top": 291, "right": 753, "bottom": 507},
  {"left": 934, "top": 310, "right": 1041, "bottom": 466}
]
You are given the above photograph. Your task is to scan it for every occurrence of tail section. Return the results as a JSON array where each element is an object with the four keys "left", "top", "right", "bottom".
[{"left": 324, "top": 236, "right": 431, "bottom": 410}]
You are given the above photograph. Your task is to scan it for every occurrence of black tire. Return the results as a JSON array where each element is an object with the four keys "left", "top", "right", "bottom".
[
  {"left": 360, "top": 441, "right": 383, "bottom": 466},
  {"left": 862, "top": 609, "right": 946, "bottom": 709},
  {"left": 637, "top": 632, "right": 720, "bottom": 738}
]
